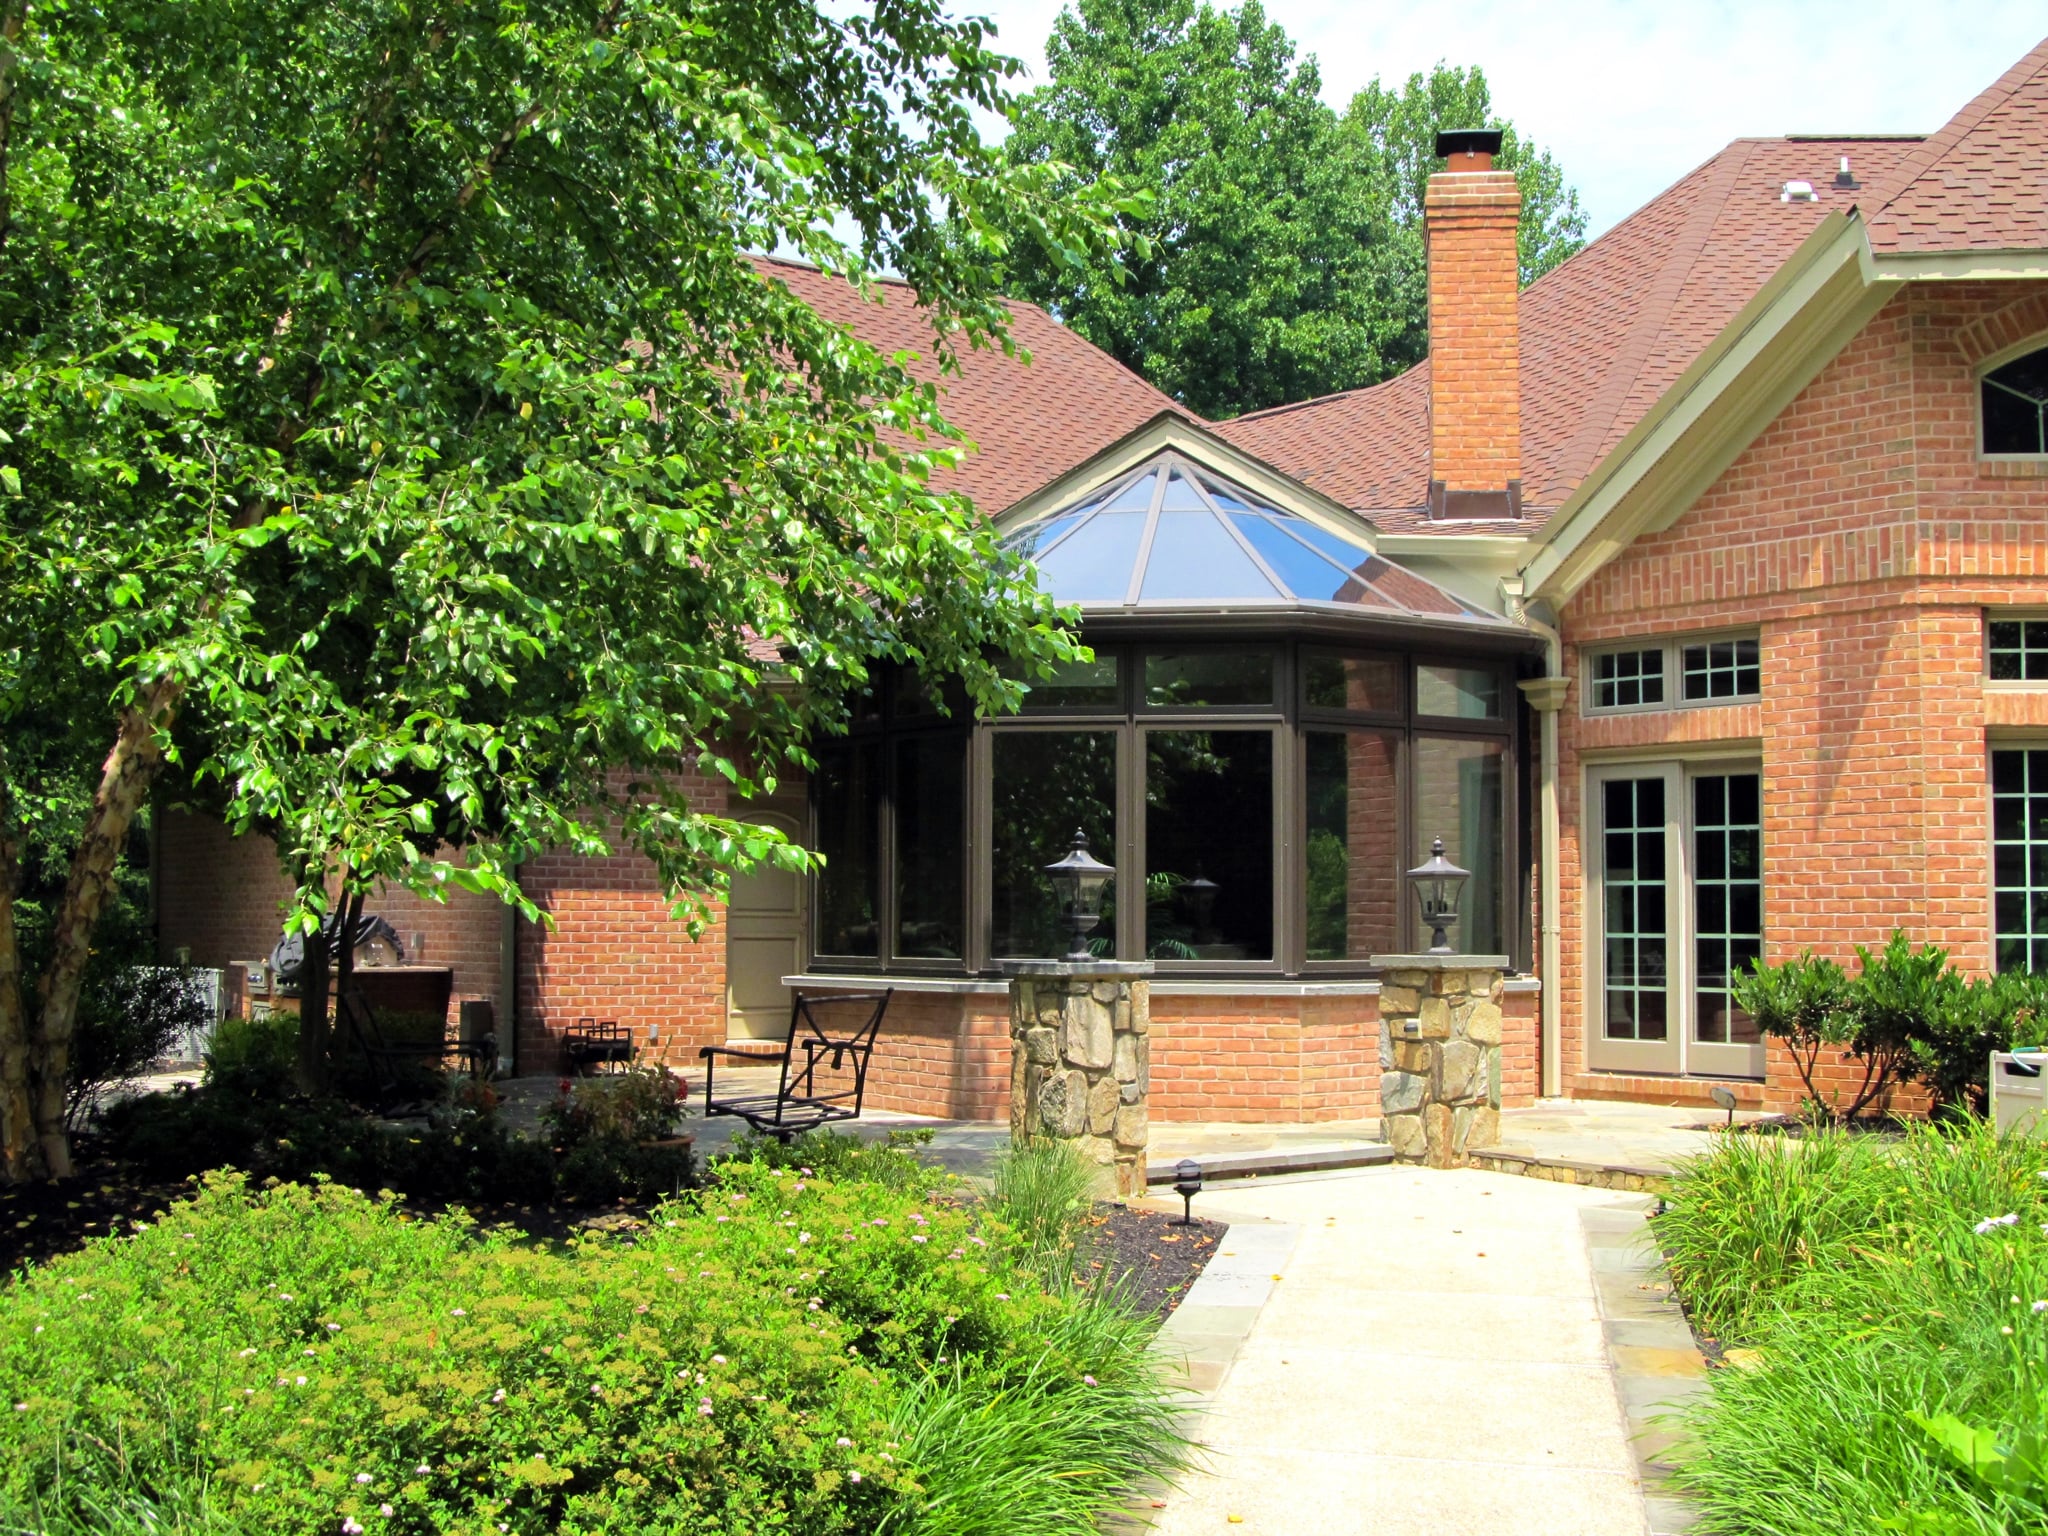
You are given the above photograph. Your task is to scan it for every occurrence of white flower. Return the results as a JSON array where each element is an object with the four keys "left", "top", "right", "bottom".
[
  {"left": 342, "top": 1520, "right": 364, "bottom": 1535},
  {"left": 836, "top": 1437, "right": 853, "bottom": 1447},
  {"left": 238, "top": 1348, "right": 256, "bottom": 1358},
  {"left": 799, "top": 1232, "right": 812, "bottom": 1244},
  {"left": 1975, "top": 1213, "right": 2020, "bottom": 1234},
  {"left": 698, "top": 1404, "right": 714, "bottom": 1417},
  {"left": 450, "top": 1308, "right": 466, "bottom": 1317},
  {"left": 849, "top": 1471, "right": 862, "bottom": 1484},
  {"left": 491, "top": 1389, "right": 506, "bottom": 1403},
  {"left": 294, "top": 1375, "right": 307, "bottom": 1386},
  {"left": 415, "top": 1465, "right": 431, "bottom": 1476},
  {"left": 1083, "top": 1374, "right": 1098, "bottom": 1386},
  {"left": 278, "top": 1293, "right": 293, "bottom": 1301},
  {"left": 326, "top": 1323, "right": 341, "bottom": 1332},
  {"left": 994, "top": 1293, "right": 1010, "bottom": 1301},
  {"left": 355, "top": 1472, "right": 373, "bottom": 1484},
  {"left": 911, "top": 1235, "right": 927, "bottom": 1244},
  {"left": 380, "top": 1505, "right": 394, "bottom": 1518},
  {"left": 12, "top": 1404, "right": 25, "bottom": 1412},
  {"left": 2033, "top": 1301, "right": 2047, "bottom": 1314},
  {"left": 711, "top": 1354, "right": 727, "bottom": 1365}
]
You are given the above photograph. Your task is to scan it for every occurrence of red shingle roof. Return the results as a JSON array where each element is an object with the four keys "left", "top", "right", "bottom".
[
  {"left": 751, "top": 255, "right": 1187, "bottom": 512},
  {"left": 1212, "top": 136, "right": 1923, "bottom": 530},
  {"left": 1866, "top": 35, "right": 2048, "bottom": 255}
]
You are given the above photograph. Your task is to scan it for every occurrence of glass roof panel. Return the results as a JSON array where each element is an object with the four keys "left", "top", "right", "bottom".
[
  {"left": 1158, "top": 471, "right": 1208, "bottom": 511},
  {"left": 1006, "top": 509, "right": 1087, "bottom": 561},
  {"left": 1226, "top": 512, "right": 1359, "bottom": 601},
  {"left": 1035, "top": 509, "right": 1147, "bottom": 603},
  {"left": 1000, "top": 449, "right": 1507, "bottom": 629},
  {"left": 1139, "top": 511, "right": 1281, "bottom": 602},
  {"left": 1100, "top": 471, "right": 1159, "bottom": 511}
]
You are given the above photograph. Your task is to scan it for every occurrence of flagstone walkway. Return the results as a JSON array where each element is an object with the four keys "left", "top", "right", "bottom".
[{"left": 1142, "top": 1166, "right": 1660, "bottom": 1536}]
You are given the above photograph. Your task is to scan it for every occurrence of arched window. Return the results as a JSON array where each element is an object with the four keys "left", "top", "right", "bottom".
[{"left": 1982, "top": 345, "right": 2048, "bottom": 455}]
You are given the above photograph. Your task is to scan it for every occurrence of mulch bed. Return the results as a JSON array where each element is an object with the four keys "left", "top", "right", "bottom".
[{"left": 1078, "top": 1201, "right": 1225, "bottom": 1317}]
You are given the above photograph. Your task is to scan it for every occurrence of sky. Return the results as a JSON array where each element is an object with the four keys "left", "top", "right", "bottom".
[{"left": 966, "top": 0, "right": 2048, "bottom": 237}]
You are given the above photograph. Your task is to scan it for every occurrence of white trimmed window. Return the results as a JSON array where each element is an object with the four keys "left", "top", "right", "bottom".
[{"left": 1584, "top": 633, "right": 1761, "bottom": 715}]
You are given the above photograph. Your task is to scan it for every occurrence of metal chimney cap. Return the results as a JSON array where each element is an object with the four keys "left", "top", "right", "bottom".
[{"left": 1435, "top": 128, "right": 1504, "bottom": 160}]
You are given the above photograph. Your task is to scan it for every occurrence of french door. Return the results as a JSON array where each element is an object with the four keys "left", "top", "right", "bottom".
[{"left": 1586, "top": 762, "right": 1764, "bottom": 1078}]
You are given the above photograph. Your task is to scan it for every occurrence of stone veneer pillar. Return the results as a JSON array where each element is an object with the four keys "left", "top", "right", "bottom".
[
  {"left": 1371, "top": 953, "right": 1509, "bottom": 1168},
  {"left": 1003, "top": 960, "right": 1154, "bottom": 1198}
]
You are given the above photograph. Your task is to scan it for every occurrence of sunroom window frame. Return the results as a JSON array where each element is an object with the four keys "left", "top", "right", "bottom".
[
  {"left": 1986, "top": 609, "right": 2048, "bottom": 687},
  {"left": 1978, "top": 339, "right": 2048, "bottom": 461}
]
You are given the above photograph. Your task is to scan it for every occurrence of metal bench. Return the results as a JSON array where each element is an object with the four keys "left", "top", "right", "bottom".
[
  {"left": 698, "top": 990, "right": 892, "bottom": 1142},
  {"left": 563, "top": 1018, "right": 634, "bottom": 1076}
]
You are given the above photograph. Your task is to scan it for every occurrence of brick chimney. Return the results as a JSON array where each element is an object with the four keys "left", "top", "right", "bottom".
[{"left": 1425, "top": 129, "right": 1522, "bottom": 519}]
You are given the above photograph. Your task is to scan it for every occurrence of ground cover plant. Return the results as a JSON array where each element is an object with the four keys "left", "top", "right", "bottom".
[
  {"left": 0, "top": 1139, "right": 1191, "bottom": 1535},
  {"left": 1653, "top": 1120, "right": 2048, "bottom": 1533}
]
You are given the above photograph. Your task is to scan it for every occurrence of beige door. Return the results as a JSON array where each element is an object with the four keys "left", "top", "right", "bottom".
[{"left": 725, "top": 814, "right": 805, "bottom": 1040}]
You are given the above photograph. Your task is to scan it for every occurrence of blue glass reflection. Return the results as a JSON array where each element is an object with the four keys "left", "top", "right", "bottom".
[
  {"left": 1140, "top": 511, "right": 1280, "bottom": 601},
  {"left": 1036, "top": 509, "right": 1147, "bottom": 602}
]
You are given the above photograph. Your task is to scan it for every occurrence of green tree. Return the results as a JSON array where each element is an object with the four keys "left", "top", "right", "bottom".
[
  {"left": 1338, "top": 63, "right": 1589, "bottom": 374},
  {"left": 1001, "top": 0, "right": 1587, "bottom": 417},
  {"left": 0, "top": 0, "right": 1135, "bottom": 1178}
]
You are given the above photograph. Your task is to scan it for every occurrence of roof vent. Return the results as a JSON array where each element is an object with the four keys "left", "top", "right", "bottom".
[
  {"left": 1833, "top": 156, "right": 1860, "bottom": 190},
  {"left": 1781, "top": 179, "right": 1818, "bottom": 203}
]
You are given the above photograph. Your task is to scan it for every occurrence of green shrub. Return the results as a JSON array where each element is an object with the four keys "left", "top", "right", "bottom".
[
  {"left": 204, "top": 1013, "right": 300, "bottom": 1095},
  {"left": 1733, "top": 935, "right": 2048, "bottom": 1122},
  {"left": 543, "top": 1067, "right": 685, "bottom": 1148},
  {"left": 718, "top": 1127, "right": 944, "bottom": 1195},
  {"left": 1655, "top": 1120, "right": 2048, "bottom": 1533},
  {"left": 0, "top": 1163, "right": 1189, "bottom": 1535},
  {"left": 989, "top": 1138, "right": 1095, "bottom": 1277}
]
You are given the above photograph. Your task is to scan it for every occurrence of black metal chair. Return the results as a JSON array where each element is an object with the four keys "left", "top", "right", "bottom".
[
  {"left": 336, "top": 987, "right": 492, "bottom": 1102},
  {"left": 563, "top": 1018, "right": 634, "bottom": 1076},
  {"left": 698, "top": 990, "right": 893, "bottom": 1142}
]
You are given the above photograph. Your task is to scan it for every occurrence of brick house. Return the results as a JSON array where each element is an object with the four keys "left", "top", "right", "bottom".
[{"left": 160, "top": 39, "right": 2048, "bottom": 1121}]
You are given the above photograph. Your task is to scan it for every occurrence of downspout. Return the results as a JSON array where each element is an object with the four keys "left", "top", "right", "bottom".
[{"left": 1506, "top": 576, "right": 1568, "bottom": 1100}]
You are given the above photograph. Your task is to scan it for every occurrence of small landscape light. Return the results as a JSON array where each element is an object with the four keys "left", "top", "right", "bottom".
[
  {"left": 1173, "top": 1159, "right": 1203, "bottom": 1226},
  {"left": 1709, "top": 1083, "right": 1737, "bottom": 1132}
]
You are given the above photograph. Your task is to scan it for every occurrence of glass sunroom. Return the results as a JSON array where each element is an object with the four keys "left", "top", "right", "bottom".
[{"left": 808, "top": 434, "right": 1545, "bottom": 980}]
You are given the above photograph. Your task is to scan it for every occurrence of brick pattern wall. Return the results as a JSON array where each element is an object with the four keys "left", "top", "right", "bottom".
[
  {"left": 1425, "top": 169, "right": 1523, "bottom": 494},
  {"left": 1557, "top": 282, "right": 2048, "bottom": 1111},
  {"left": 156, "top": 811, "right": 507, "bottom": 1033}
]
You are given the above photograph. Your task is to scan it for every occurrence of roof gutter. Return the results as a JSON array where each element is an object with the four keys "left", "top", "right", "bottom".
[{"left": 1518, "top": 211, "right": 1899, "bottom": 607}]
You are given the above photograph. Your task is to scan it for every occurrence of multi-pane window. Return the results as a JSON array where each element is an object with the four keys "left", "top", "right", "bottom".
[
  {"left": 1592, "top": 648, "right": 1665, "bottom": 710},
  {"left": 1590, "top": 763, "right": 1765, "bottom": 1078},
  {"left": 1682, "top": 637, "right": 1761, "bottom": 702},
  {"left": 1692, "top": 774, "right": 1763, "bottom": 1044},
  {"left": 1983, "top": 347, "right": 2048, "bottom": 455},
  {"left": 1600, "top": 778, "right": 1669, "bottom": 1043},
  {"left": 1586, "top": 635, "right": 1760, "bottom": 714},
  {"left": 1993, "top": 747, "right": 2048, "bottom": 974},
  {"left": 1990, "top": 619, "right": 2048, "bottom": 682}
]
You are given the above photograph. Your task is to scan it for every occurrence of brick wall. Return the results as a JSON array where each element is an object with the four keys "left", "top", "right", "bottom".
[
  {"left": 156, "top": 811, "right": 507, "bottom": 1033},
  {"left": 1556, "top": 282, "right": 2048, "bottom": 1111}
]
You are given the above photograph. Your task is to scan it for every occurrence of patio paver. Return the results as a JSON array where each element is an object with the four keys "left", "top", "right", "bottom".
[{"left": 1138, "top": 1166, "right": 1654, "bottom": 1536}]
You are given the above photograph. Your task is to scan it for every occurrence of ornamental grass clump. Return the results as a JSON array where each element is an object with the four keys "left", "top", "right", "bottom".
[
  {"left": 0, "top": 1156, "right": 1188, "bottom": 1534},
  {"left": 1654, "top": 1119, "right": 2048, "bottom": 1533},
  {"left": 988, "top": 1138, "right": 1096, "bottom": 1278}
]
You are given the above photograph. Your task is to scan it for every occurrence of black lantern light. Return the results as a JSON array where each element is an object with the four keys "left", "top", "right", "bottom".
[
  {"left": 1045, "top": 829, "right": 1116, "bottom": 963},
  {"left": 1172, "top": 1158, "right": 1203, "bottom": 1225},
  {"left": 1407, "top": 836, "right": 1471, "bottom": 954}
]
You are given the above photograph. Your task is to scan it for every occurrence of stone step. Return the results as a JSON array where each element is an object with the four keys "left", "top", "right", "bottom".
[{"left": 1145, "top": 1143, "right": 1396, "bottom": 1185}]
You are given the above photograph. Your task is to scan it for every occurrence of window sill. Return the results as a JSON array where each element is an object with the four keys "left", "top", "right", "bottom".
[{"left": 1977, "top": 456, "right": 2048, "bottom": 477}]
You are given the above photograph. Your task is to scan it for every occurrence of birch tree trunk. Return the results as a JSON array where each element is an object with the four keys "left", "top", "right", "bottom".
[{"left": 30, "top": 680, "right": 181, "bottom": 1178}]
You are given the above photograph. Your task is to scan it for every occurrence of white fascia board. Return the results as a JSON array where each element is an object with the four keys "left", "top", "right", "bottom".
[
  {"left": 992, "top": 410, "right": 1380, "bottom": 553},
  {"left": 1519, "top": 214, "right": 1902, "bottom": 607},
  {"left": 1870, "top": 249, "right": 2048, "bottom": 281}
]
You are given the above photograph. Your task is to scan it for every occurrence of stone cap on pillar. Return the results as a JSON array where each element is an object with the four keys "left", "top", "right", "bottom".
[
  {"left": 998, "top": 959, "right": 1155, "bottom": 979},
  {"left": 1369, "top": 954, "right": 1510, "bottom": 972}
]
